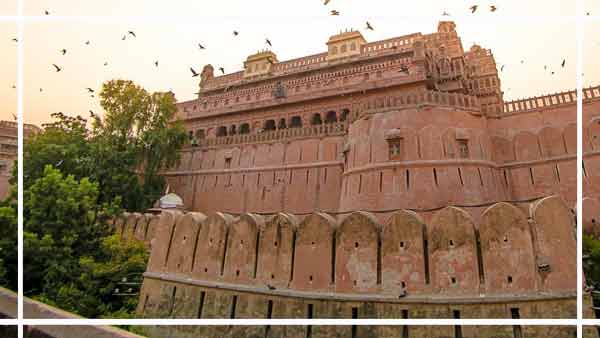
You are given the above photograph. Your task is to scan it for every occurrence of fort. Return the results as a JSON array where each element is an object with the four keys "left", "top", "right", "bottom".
[{"left": 123, "top": 21, "right": 598, "bottom": 337}]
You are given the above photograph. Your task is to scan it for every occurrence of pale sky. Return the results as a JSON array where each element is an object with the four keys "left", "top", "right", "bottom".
[{"left": 0, "top": 0, "right": 598, "bottom": 125}]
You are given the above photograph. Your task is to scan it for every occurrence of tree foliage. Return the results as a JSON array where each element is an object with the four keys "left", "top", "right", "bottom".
[
  {"left": 24, "top": 79, "right": 187, "bottom": 211},
  {"left": 22, "top": 79, "right": 185, "bottom": 318},
  {"left": 0, "top": 185, "right": 17, "bottom": 290}
]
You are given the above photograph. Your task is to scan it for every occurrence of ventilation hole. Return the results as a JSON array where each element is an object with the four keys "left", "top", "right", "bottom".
[
  {"left": 503, "top": 236, "right": 508, "bottom": 242},
  {"left": 354, "top": 242, "right": 359, "bottom": 248},
  {"left": 400, "top": 241, "right": 405, "bottom": 248},
  {"left": 209, "top": 238, "right": 213, "bottom": 244},
  {"left": 177, "top": 263, "right": 181, "bottom": 269},
  {"left": 271, "top": 274, "right": 275, "bottom": 279},
  {"left": 311, "top": 241, "right": 315, "bottom": 246},
  {"left": 401, "top": 281, "right": 406, "bottom": 288},
  {"left": 183, "top": 236, "right": 187, "bottom": 241},
  {"left": 274, "top": 241, "right": 278, "bottom": 247},
  {"left": 204, "top": 268, "right": 208, "bottom": 273},
  {"left": 309, "top": 275, "right": 313, "bottom": 282},
  {"left": 593, "top": 219, "right": 597, "bottom": 224},
  {"left": 236, "top": 270, "right": 240, "bottom": 276},
  {"left": 508, "top": 276, "right": 513, "bottom": 284},
  {"left": 451, "top": 277, "right": 457, "bottom": 284},
  {"left": 241, "top": 240, "right": 244, "bottom": 245},
  {"left": 353, "top": 280, "right": 357, "bottom": 286},
  {"left": 449, "top": 240, "right": 454, "bottom": 246}
]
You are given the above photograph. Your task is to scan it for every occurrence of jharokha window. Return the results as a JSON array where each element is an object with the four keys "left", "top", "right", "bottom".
[
  {"left": 457, "top": 139, "right": 469, "bottom": 158},
  {"left": 388, "top": 138, "right": 404, "bottom": 160}
]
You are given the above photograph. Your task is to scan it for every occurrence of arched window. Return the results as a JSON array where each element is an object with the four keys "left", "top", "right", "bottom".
[
  {"left": 216, "top": 126, "right": 228, "bottom": 137},
  {"left": 264, "top": 119, "right": 276, "bottom": 131},
  {"left": 195, "top": 129, "right": 206, "bottom": 139},
  {"left": 350, "top": 42, "right": 356, "bottom": 51},
  {"left": 290, "top": 116, "right": 303, "bottom": 128},
  {"left": 340, "top": 109, "right": 350, "bottom": 121},
  {"left": 325, "top": 111, "right": 337, "bottom": 124},
  {"left": 229, "top": 125, "right": 237, "bottom": 135},
  {"left": 278, "top": 118, "right": 287, "bottom": 129},
  {"left": 331, "top": 46, "right": 338, "bottom": 55},
  {"left": 239, "top": 123, "right": 250, "bottom": 134},
  {"left": 341, "top": 44, "right": 347, "bottom": 53},
  {"left": 188, "top": 130, "right": 194, "bottom": 139},
  {"left": 311, "top": 113, "right": 323, "bottom": 125}
]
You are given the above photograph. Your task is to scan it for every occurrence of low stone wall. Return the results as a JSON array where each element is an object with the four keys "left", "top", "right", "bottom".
[{"left": 0, "top": 287, "right": 144, "bottom": 338}]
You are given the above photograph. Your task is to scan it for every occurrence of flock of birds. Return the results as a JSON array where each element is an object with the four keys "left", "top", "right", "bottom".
[{"left": 3, "top": 1, "right": 593, "bottom": 122}]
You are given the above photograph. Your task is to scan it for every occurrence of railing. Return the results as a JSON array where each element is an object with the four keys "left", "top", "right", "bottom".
[
  {"left": 355, "top": 89, "right": 481, "bottom": 115},
  {"left": 194, "top": 121, "right": 348, "bottom": 148},
  {"left": 502, "top": 85, "right": 600, "bottom": 114}
]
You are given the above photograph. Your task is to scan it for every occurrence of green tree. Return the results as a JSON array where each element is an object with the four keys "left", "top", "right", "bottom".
[
  {"left": 24, "top": 166, "right": 148, "bottom": 318},
  {"left": 23, "top": 79, "right": 187, "bottom": 211},
  {"left": 0, "top": 185, "right": 17, "bottom": 290}
]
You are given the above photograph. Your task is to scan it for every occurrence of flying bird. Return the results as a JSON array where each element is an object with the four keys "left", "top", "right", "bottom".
[
  {"left": 324, "top": 0, "right": 331, "bottom": 5},
  {"left": 490, "top": 5, "right": 497, "bottom": 12},
  {"left": 12, "top": 113, "right": 17, "bottom": 120},
  {"left": 85, "top": 40, "right": 90, "bottom": 45},
  {"left": 60, "top": 49, "right": 67, "bottom": 55},
  {"left": 198, "top": 43, "right": 206, "bottom": 49},
  {"left": 561, "top": 59, "right": 566, "bottom": 67},
  {"left": 266, "top": 38, "right": 272, "bottom": 47},
  {"left": 233, "top": 30, "right": 239, "bottom": 36},
  {"left": 366, "top": 21, "right": 374, "bottom": 30},
  {"left": 442, "top": 11, "right": 450, "bottom": 16},
  {"left": 44, "top": 10, "right": 50, "bottom": 15},
  {"left": 154, "top": 61, "right": 159, "bottom": 67},
  {"left": 219, "top": 67, "right": 225, "bottom": 74},
  {"left": 331, "top": 10, "right": 340, "bottom": 15},
  {"left": 89, "top": 110, "right": 94, "bottom": 116},
  {"left": 85, "top": 88, "right": 94, "bottom": 93},
  {"left": 11, "top": 38, "right": 18, "bottom": 42},
  {"left": 128, "top": 31, "right": 136, "bottom": 38},
  {"left": 52, "top": 64, "right": 62, "bottom": 72},
  {"left": 104, "top": 61, "right": 108, "bottom": 66},
  {"left": 122, "top": 35, "right": 126, "bottom": 41},
  {"left": 500, "top": 65, "right": 505, "bottom": 72},
  {"left": 39, "top": 88, "right": 43, "bottom": 92},
  {"left": 190, "top": 67, "right": 199, "bottom": 77},
  {"left": 470, "top": 5, "right": 478, "bottom": 13}
]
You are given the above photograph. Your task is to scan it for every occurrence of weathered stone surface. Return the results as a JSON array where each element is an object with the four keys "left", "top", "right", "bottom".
[
  {"left": 480, "top": 202, "right": 537, "bottom": 294},
  {"left": 530, "top": 196, "right": 576, "bottom": 292},
  {"left": 428, "top": 206, "right": 479, "bottom": 295}
]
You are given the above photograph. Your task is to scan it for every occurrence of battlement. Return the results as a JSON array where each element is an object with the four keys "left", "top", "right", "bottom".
[
  {"left": 123, "top": 195, "right": 575, "bottom": 321},
  {"left": 502, "top": 86, "right": 600, "bottom": 116}
]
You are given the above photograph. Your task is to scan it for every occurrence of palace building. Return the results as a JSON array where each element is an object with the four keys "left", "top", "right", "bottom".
[
  {"left": 0, "top": 121, "right": 40, "bottom": 198},
  {"left": 122, "top": 21, "right": 600, "bottom": 337}
]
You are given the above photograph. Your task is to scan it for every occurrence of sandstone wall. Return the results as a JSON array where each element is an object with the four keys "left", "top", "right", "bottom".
[{"left": 133, "top": 195, "right": 575, "bottom": 326}]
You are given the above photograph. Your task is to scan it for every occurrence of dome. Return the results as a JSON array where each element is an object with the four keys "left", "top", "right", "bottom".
[{"left": 158, "top": 193, "right": 183, "bottom": 209}]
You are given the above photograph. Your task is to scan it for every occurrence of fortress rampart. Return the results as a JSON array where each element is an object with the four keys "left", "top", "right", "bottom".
[{"left": 120, "top": 194, "right": 576, "bottom": 329}]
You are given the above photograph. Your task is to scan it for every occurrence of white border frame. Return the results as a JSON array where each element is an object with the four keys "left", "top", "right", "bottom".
[{"left": 7, "top": 0, "right": 600, "bottom": 336}]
